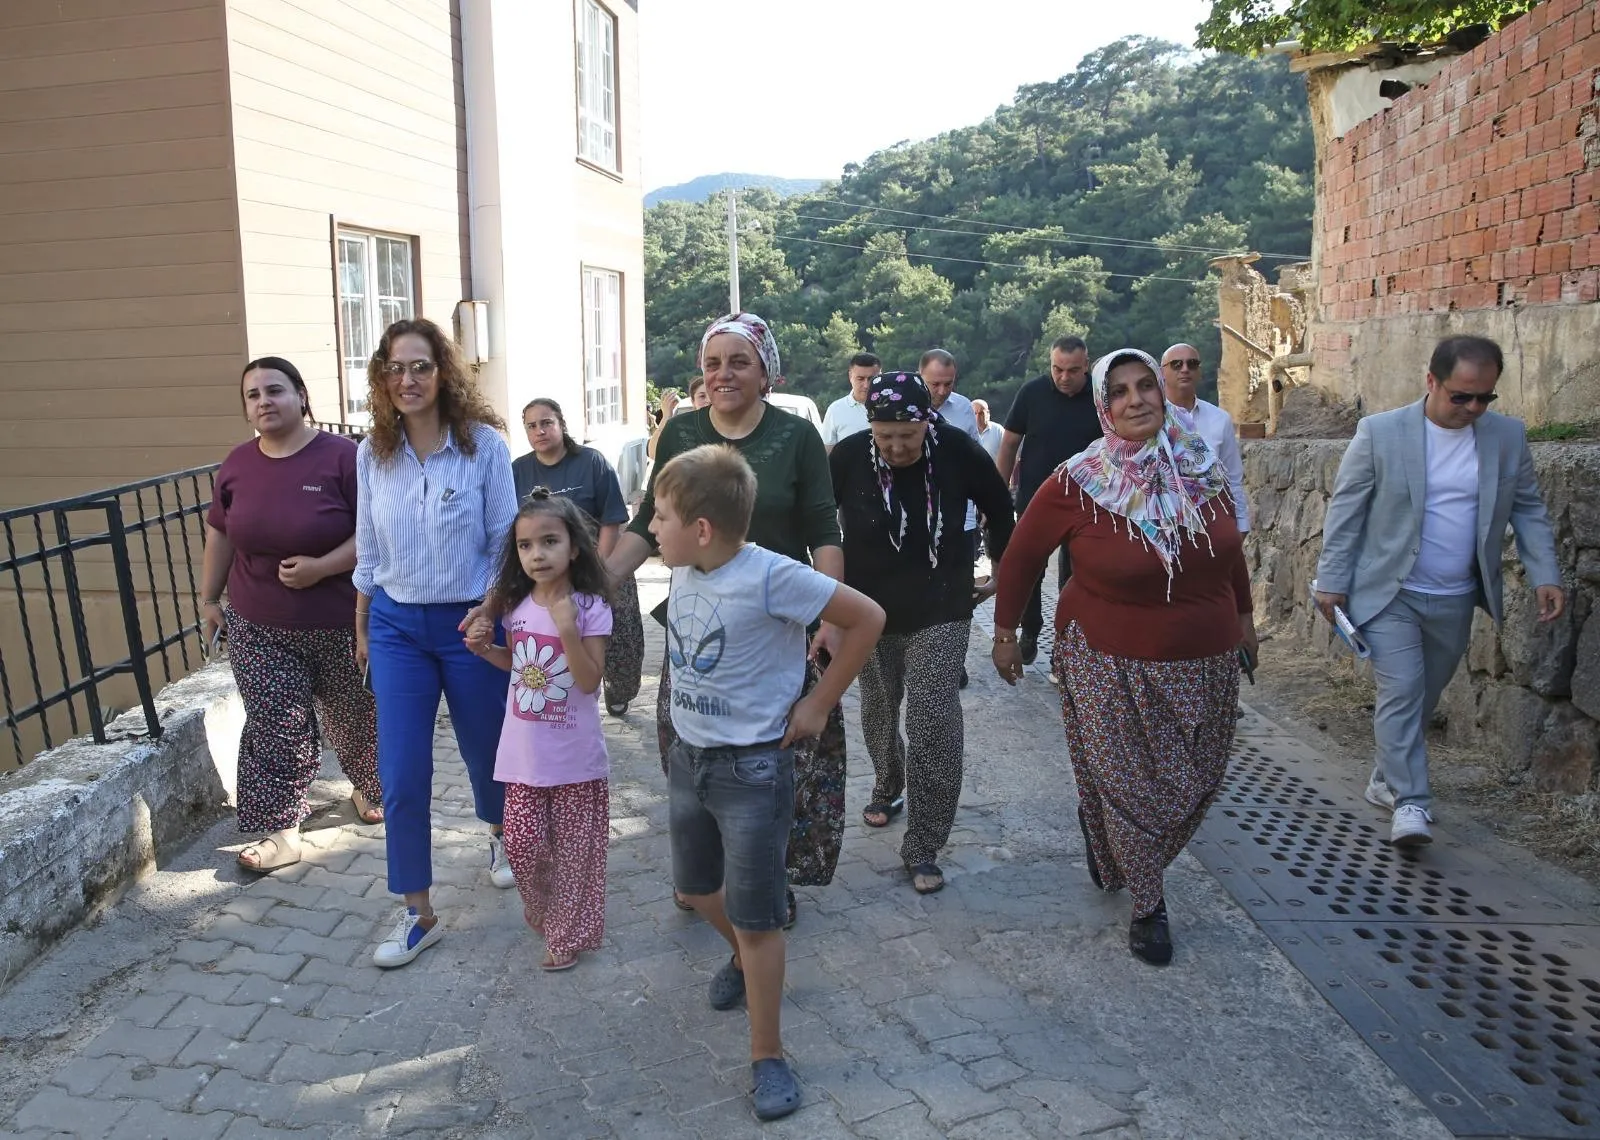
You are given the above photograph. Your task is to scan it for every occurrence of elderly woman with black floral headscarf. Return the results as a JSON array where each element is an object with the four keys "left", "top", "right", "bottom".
[
  {"left": 991, "top": 349, "right": 1256, "bottom": 966},
  {"left": 830, "top": 371, "right": 1015, "bottom": 895}
]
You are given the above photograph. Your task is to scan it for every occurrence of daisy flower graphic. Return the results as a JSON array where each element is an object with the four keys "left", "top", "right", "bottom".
[{"left": 511, "top": 637, "right": 572, "bottom": 714}]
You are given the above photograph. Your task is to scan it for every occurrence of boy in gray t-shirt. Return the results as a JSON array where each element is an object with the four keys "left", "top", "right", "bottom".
[{"left": 648, "top": 444, "right": 884, "bottom": 1123}]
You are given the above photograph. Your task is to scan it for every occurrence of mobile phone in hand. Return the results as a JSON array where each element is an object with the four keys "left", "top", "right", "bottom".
[
  {"left": 362, "top": 662, "right": 372, "bottom": 692},
  {"left": 1237, "top": 646, "right": 1256, "bottom": 684}
]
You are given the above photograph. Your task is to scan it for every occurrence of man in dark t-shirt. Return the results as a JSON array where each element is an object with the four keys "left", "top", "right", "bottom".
[{"left": 996, "top": 335, "right": 1099, "bottom": 665}]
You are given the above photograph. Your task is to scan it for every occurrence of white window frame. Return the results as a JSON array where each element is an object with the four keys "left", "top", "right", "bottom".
[
  {"left": 335, "top": 227, "right": 418, "bottom": 418},
  {"left": 582, "top": 267, "right": 623, "bottom": 429},
  {"left": 575, "top": 0, "right": 619, "bottom": 172}
]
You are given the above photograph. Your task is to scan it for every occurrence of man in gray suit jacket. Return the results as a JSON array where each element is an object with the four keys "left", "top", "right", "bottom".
[{"left": 1314, "top": 335, "right": 1564, "bottom": 847}]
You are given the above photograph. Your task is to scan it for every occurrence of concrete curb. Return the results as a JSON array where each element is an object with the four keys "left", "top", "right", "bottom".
[{"left": 0, "top": 662, "right": 242, "bottom": 985}]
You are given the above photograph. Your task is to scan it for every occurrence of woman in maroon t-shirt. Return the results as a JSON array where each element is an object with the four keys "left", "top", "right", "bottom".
[{"left": 200, "top": 357, "right": 384, "bottom": 873}]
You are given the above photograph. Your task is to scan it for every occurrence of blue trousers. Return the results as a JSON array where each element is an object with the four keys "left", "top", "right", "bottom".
[{"left": 368, "top": 590, "right": 507, "bottom": 895}]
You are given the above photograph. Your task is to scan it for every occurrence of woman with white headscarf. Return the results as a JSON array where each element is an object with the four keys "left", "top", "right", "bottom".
[
  {"left": 605, "top": 313, "right": 846, "bottom": 927},
  {"left": 991, "top": 349, "right": 1256, "bottom": 967}
]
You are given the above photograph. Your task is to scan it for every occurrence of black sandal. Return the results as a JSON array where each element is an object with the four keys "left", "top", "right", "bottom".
[
  {"left": 862, "top": 795, "right": 905, "bottom": 828},
  {"left": 907, "top": 862, "right": 945, "bottom": 894},
  {"left": 783, "top": 889, "right": 797, "bottom": 930},
  {"left": 673, "top": 890, "right": 694, "bottom": 912}
]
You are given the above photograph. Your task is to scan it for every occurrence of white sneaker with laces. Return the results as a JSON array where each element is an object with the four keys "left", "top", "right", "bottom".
[
  {"left": 1364, "top": 773, "right": 1396, "bottom": 810},
  {"left": 489, "top": 835, "right": 516, "bottom": 889},
  {"left": 1390, "top": 803, "right": 1433, "bottom": 847},
  {"left": 372, "top": 906, "right": 443, "bottom": 968}
]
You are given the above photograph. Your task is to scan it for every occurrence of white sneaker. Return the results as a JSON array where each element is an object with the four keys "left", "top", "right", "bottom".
[
  {"left": 372, "top": 907, "right": 443, "bottom": 968},
  {"left": 1390, "top": 804, "right": 1433, "bottom": 847},
  {"left": 489, "top": 836, "right": 516, "bottom": 889},
  {"left": 1364, "top": 773, "right": 1396, "bottom": 810}
]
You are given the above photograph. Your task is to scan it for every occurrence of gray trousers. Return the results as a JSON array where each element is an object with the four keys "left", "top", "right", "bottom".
[{"left": 1362, "top": 589, "right": 1476, "bottom": 814}]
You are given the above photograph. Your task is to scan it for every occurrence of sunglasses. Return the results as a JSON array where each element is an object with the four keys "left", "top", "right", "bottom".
[
  {"left": 382, "top": 360, "right": 438, "bottom": 378},
  {"left": 1441, "top": 385, "right": 1498, "bottom": 407},
  {"left": 1165, "top": 358, "right": 1202, "bottom": 370}
]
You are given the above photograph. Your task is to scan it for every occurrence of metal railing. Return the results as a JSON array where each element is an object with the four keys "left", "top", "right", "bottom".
[{"left": 0, "top": 421, "right": 364, "bottom": 770}]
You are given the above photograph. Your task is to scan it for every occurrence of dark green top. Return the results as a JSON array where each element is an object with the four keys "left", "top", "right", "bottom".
[{"left": 629, "top": 404, "right": 842, "bottom": 567}]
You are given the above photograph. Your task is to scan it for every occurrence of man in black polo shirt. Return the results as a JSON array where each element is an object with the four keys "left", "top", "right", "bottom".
[{"left": 996, "top": 335, "right": 1098, "bottom": 666}]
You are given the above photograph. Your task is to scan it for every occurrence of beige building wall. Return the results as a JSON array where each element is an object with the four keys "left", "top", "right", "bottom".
[
  {"left": 462, "top": 0, "right": 646, "bottom": 460},
  {"left": 0, "top": 0, "right": 249, "bottom": 507},
  {"left": 223, "top": 0, "right": 471, "bottom": 425}
]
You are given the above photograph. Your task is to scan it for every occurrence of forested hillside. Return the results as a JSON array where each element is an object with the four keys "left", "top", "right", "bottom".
[{"left": 644, "top": 37, "right": 1314, "bottom": 408}]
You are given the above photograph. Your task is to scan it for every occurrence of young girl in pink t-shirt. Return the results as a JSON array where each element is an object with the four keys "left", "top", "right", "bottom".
[{"left": 469, "top": 490, "right": 612, "bottom": 970}]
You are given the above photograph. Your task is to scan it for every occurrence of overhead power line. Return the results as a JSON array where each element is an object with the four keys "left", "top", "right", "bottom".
[
  {"left": 790, "top": 211, "right": 1250, "bottom": 262},
  {"left": 772, "top": 233, "right": 1211, "bottom": 285},
  {"left": 795, "top": 196, "right": 1311, "bottom": 261}
]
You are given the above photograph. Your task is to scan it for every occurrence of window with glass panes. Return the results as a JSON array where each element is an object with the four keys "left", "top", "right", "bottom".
[
  {"left": 582, "top": 267, "right": 622, "bottom": 428},
  {"left": 575, "top": 0, "right": 618, "bottom": 171},
  {"left": 337, "top": 229, "right": 416, "bottom": 417}
]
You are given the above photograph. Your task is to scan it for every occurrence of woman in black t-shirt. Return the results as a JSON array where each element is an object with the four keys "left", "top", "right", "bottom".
[
  {"left": 830, "top": 372, "right": 1015, "bottom": 895},
  {"left": 511, "top": 397, "right": 644, "bottom": 715}
]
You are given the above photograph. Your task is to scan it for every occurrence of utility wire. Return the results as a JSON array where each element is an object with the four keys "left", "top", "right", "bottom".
[
  {"left": 790, "top": 211, "right": 1252, "bottom": 262},
  {"left": 795, "top": 196, "right": 1311, "bottom": 261},
  {"left": 772, "top": 233, "right": 1211, "bottom": 285}
]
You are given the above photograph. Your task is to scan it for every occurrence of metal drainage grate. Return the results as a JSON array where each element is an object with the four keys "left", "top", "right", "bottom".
[
  {"left": 1196, "top": 730, "right": 1600, "bottom": 1139},
  {"left": 1259, "top": 920, "right": 1600, "bottom": 1138},
  {"left": 1194, "top": 805, "right": 1577, "bottom": 924}
]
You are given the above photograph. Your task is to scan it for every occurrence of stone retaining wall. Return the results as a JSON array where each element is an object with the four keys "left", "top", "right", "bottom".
[
  {"left": 0, "top": 664, "right": 241, "bottom": 984},
  {"left": 1245, "top": 437, "right": 1600, "bottom": 793}
]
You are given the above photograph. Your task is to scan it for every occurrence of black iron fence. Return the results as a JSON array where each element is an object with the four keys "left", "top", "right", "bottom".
[{"left": 0, "top": 421, "right": 363, "bottom": 771}]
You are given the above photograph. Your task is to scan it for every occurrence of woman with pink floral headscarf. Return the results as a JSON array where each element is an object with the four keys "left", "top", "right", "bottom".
[
  {"left": 605, "top": 313, "right": 846, "bottom": 928},
  {"left": 990, "top": 349, "right": 1257, "bottom": 967}
]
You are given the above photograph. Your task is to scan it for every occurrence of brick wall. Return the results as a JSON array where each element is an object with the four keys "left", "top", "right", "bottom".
[{"left": 1317, "top": 0, "right": 1598, "bottom": 324}]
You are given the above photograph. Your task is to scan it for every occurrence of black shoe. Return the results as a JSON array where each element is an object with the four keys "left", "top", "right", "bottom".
[
  {"left": 1077, "top": 806, "right": 1105, "bottom": 891},
  {"left": 1019, "top": 631, "right": 1039, "bottom": 666},
  {"left": 1129, "top": 901, "right": 1172, "bottom": 966},
  {"left": 606, "top": 700, "right": 629, "bottom": 716},
  {"left": 958, "top": 666, "right": 969, "bottom": 689}
]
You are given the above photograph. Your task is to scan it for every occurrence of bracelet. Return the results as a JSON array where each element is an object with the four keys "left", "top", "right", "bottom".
[
  {"left": 202, "top": 598, "right": 221, "bottom": 606},
  {"left": 993, "top": 631, "right": 1018, "bottom": 645},
  {"left": 355, "top": 607, "right": 370, "bottom": 616}
]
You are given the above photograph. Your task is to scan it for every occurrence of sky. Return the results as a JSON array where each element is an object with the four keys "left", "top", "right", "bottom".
[{"left": 638, "top": 0, "right": 1216, "bottom": 192}]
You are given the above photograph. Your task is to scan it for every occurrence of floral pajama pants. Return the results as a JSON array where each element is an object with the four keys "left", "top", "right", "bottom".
[
  {"left": 604, "top": 573, "right": 644, "bottom": 710},
  {"left": 859, "top": 621, "right": 971, "bottom": 867},
  {"left": 501, "top": 779, "right": 609, "bottom": 958},
  {"left": 225, "top": 608, "right": 381, "bottom": 834},
  {"left": 1056, "top": 623, "right": 1238, "bottom": 920}
]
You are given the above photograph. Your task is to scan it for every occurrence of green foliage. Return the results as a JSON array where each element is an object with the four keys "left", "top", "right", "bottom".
[
  {"left": 643, "top": 38, "right": 1316, "bottom": 408},
  {"left": 1196, "top": 0, "right": 1537, "bottom": 56}
]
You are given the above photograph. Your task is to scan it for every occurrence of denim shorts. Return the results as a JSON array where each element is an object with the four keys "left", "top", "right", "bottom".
[{"left": 667, "top": 738, "right": 794, "bottom": 932}]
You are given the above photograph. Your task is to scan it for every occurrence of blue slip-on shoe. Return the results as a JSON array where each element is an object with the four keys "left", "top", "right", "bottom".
[
  {"left": 709, "top": 956, "right": 746, "bottom": 1010},
  {"left": 751, "top": 1058, "right": 801, "bottom": 1120}
]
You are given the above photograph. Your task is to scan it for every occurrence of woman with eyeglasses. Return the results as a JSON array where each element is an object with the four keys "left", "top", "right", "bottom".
[
  {"left": 512, "top": 396, "right": 644, "bottom": 716},
  {"left": 354, "top": 317, "right": 519, "bottom": 969}
]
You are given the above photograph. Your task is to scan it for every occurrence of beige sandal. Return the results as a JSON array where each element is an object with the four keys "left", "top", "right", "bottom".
[
  {"left": 351, "top": 789, "right": 384, "bottom": 824},
  {"left": 238, "top": 834, "right": 302, "bottom": 873},
  {"left": 541, "top": 951, "right": 578, "bottom": 972}
]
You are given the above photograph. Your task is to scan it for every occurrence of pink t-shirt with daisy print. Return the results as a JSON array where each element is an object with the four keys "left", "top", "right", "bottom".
[{"left": 492, "top": 593, "right": 612, "bottom": 787}]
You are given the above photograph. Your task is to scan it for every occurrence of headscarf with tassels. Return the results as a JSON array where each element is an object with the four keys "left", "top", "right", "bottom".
[
  {"left": 1061, "top": 348, "right": 1229, "bottom": 587},
  {"left": 866, "top": 370, "right": 943, "bottom": 568}
]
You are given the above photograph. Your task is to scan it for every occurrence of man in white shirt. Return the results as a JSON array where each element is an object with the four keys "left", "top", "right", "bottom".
[
  {"left": 1160, "top": 344, "right": 1250, "bottom": 534},
  {"left": 973, "top": 399, "right": 1003, "bottom": 462},
  {"left": 1315, "top": 336, "right": 1563, "bottom": 847},
  {"left": 921, "top": 348, "right": 986, "bottom": 688},
  {"left": 821, "top": 352, "right": 881, "bottom": 453}
]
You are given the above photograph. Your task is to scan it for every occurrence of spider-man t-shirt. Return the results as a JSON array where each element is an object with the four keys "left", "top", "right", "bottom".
[
  {"left": 665, "top": 544, "right": 838, "bottom": 749},
  {"left": 492, "top": 593, "right": 612, "bottom": 787}
]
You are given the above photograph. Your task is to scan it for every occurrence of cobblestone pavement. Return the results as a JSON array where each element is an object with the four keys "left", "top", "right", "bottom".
[{"left": 0, "top": 565, "right": 1454, "bottom": 1139}]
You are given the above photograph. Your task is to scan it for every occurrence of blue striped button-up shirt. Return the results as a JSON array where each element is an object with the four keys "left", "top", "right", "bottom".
[{"left": 354, "top": 423, "right": 518, "bottom": 605}]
